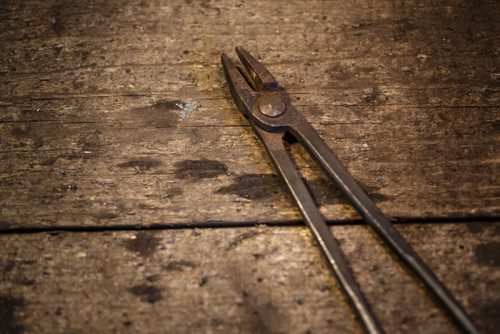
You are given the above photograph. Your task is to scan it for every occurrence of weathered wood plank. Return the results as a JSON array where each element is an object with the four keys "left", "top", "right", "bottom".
[
  {"left": 0, "top": 222, "right": 498, "bottom": 333},
  {"left": 0, "top": 97, "right": 496, "bottom": 228},
  {"left": 0, "top": 0, "right": 498, "bottom": 229},
  {"left": 0, "top": 3, "right": 498, "bottom": 334}
]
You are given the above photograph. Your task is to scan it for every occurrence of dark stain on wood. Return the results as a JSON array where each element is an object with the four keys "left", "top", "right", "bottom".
[
  {"left": 166, "top": 186, "right": 183, "bottom": 198},
  {"left": 163, "top": 260, "right": 197, "bottom": 271},
  {"left": 123, "top": 320, "right": 133, "bottom": 327},
  {"left": 93, "top": 212, "right": 119, "bottom": 220},
  {"left": 137, "top": 203, "right": 159, "bottom": 211},
  {"left": 392, "top": 19, "right": 417, "bottom": 40},
  {"left": 11, "top": 126, "right": 31, "bottom": 138},
  {"left": 40, "top": 157, "right": 58, "bottom": 166},
  {"left": 216, "top": 174, "right": 279, "bottom": 199},
  {"left": 198, "top": 272, "right": 208, "bottom": 286},
  {"left": 76, "top": 131, "right": 101, "bottom": 151},
  {"left": 131, "top": 100, "right": 184, "bottom": 128},
  {"left": 0, "top": 294, "right": 25, "bottom": 334},
  {"left": 328, "top": 63, "right": 357, "bottom": 81},
  {"left": 467, "top": 222, "right": 500, "bottom": 235},
  {"left": 225, "top": 230, "right": 260, "bottom": 251},
  {"left": 145, "top": 273, "right": 160, "bottom": 283},
  {"left": 152, "top": 100, "right": 184, "bottom": 110},
  {"left": 117, "top": 158, "right": 162, "bottom": 171},
  {"left": 0, "top": 221, "right": 11, "bottom": 231},
  {"left": 128, "top": 284, "right": 162, "bottom": 304},
  {"left": 11, "top": 125, "right": 44, "bottom": 148},
  {"left": 3, "top": 260, "right": 15, "bottom": 274},
  {"left": 474, "top": 242, "right": 500, "bottom": 267},
  {"left": 359, "top": 182, "right": 393, "bottom": 204},
  {"left": 252, "top": 253, "right": 266, "bottom": 261},
  {"left": 477, "top": 300, "right": 500, "bottom": 333},
  {"left": 245, "top": 301, "right": 278, "bottom": 334},
  {"left": 18, "top": 279, "right": 36, "bottom": 286},
  {"left": 174, "top": 159, "right": 228, "bottom": 179},
  {"left": 124, "top": 233, "right": 161, "bottom": 257}
]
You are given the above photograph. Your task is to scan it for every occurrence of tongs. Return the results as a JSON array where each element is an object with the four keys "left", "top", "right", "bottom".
[{"left": 221, "top": 47, "right": 478, "bottom": 334}]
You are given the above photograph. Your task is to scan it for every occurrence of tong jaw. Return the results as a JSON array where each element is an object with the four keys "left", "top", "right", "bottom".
[
  {"left": 221, "top": 47, "right": 292, "bottom": 131},
  {"left": 221, "top": 52, "right": 257, "bottom": 118},
  {"left": 235, "top": 47, "right": 278, "bottom": 92}
]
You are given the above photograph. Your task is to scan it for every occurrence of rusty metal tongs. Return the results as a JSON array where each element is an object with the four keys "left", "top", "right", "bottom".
[{"left": 221, "top": 47, "right": 478, "bottom": 334}]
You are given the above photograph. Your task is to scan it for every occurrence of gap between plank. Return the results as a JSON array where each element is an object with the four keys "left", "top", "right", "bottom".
[{"left": 0, "top": 215, "right": 497, "bottom": 235}]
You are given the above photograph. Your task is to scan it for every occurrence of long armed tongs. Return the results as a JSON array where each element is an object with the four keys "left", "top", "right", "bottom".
[{"left": 221, "top": 47, "right": 478, "bottom": 334}]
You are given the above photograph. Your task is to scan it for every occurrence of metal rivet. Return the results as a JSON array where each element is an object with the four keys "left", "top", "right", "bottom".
[{"left": 258, "top": 95, "right": 286, "bottom": 118}]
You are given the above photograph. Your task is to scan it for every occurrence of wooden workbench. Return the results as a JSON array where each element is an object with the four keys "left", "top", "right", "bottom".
[{"left": 0, "top": 1, "right": 498, "bottom": 333}]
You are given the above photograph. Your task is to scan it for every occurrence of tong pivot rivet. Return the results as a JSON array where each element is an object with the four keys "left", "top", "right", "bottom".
[{"left": 258, "top": 94, "right": 286, "bottom": 118}]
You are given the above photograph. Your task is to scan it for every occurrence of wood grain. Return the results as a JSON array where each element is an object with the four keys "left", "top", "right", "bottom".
[
  {"left": 1, "top": 222, "right": 498, "bottom": 333},
  {"left": 1, "top": 0, "right": 498, "bottom": 229}
]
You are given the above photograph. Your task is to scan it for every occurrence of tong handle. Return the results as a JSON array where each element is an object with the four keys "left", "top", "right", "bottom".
[
  {"left": 252, "top": 123, "right": 384, "bottom": 334},
  {"left": 289, "top": 118, "right": 478, "bottom": 334}
]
